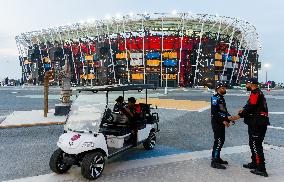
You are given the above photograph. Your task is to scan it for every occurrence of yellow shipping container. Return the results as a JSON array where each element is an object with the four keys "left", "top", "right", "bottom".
[
  {"left": 215, "top": 61, "right": 223, "bottom": 67},
  {"left": 215, "top": 75, "right": 219, "bottom": 81},
  {"left": 232, "top": 56, "right": 239, "bottom": 62},
  {"left": 87, "top": 74, "right": 95, "bottom": 79},
  {"left": 215, "top": 53, "right": 222, "bottom": 60},
  {"left": 116, "top": 52, "right": 129, "bottom": 59},
  {"left": 85, "top": 55, "right": 94, "bottom": 61},
  {"left": 80, "top": 75, "right": 87, "bottom": 79},
  {"left": 147, "top": 60, "right": 160, "bottom": 66},
  {"left": 162, "top": 52, "right": 169, "bottom": 58},
  {"left": 168, "top": 52, "right": 178, "bottom": 59},
  {"left": 132, "top": 74, "right": 144, "bottom": 80},
  {"left": 43, "top": 57, "right": 50, "bottom": 63}
]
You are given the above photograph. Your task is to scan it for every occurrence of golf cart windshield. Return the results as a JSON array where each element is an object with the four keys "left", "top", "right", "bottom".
[
  {"left": 66, "top": 84, "right": 157, "bottom": 132},
  {"left": 65, "top": 93, "right": 105, "bottom": 133}
]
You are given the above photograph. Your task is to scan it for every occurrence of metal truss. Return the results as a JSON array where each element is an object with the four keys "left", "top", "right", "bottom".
[{"left": 16, "top": 12, "right": 260, "bottom": 86}]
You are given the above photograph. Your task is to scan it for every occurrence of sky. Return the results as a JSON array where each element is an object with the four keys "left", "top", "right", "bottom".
[{"left": 0, "top": 0, "right": 283, "bottom": 83}]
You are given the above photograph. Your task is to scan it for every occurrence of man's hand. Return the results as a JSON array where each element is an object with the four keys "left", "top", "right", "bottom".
[
  {"left": 228, "top": 115, "right": 240, "bottom": 121},
  {"left": 238, "top": 110, "right": 243, "bottom": 114},
  {"left": 223, "top": 121, "right": 230, "bottom": 127}
]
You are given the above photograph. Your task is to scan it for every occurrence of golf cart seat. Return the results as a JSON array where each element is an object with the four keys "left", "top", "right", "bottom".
[
  {"left": 139, "top": 103, "right": 157, "bottom": 124},
  {"left": 99, "top": 126, "right": 132, "bottom": 136},
  {"left": 112, "top": 112, "right": 129, "bottom": 124}
]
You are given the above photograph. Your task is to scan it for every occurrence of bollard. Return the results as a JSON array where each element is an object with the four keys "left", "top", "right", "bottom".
[{"left": 44, "top": 71, "right": 52, "bottom": 117}]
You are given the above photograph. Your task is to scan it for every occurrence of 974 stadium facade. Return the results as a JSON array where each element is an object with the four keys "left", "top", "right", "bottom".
[{"left": 15, "top": 12, "right": 261, "bottom": 88}]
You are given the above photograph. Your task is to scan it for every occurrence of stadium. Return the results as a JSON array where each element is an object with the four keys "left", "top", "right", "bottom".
[{"left": 15, "top": 12, "right": 261, "bottom": 88}]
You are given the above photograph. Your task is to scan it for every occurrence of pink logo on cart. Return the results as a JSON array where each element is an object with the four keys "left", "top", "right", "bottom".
[{"left": 71, "top": 134, "right": 81, "bottom": 141}]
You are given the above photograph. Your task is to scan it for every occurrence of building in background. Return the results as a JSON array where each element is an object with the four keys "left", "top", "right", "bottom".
[{"left": 15, "top": 12, "right": 261, "bottom": 88}]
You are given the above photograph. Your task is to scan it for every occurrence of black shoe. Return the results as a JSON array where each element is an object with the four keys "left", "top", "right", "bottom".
[
  {"left": 250, "top": 169, "right": 268, "bottom": 177},
  {"left": 243, "top": 162, "right": 256, "bottom": 169},
  {"left": 211, "top": 161, "right": 226, "bottom": 169},
  {"left": 218, "top": 158, "right": 228, "bottom": 165}
]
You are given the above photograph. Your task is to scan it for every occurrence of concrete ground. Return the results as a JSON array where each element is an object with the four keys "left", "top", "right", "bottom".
[
  {"left": 0, "top": 87, "right": 283, "bottom": 181},
  {"left": 5, "top": 144, "right": 284, "bottom": 182}
]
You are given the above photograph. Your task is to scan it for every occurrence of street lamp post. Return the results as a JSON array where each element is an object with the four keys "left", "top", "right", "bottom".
[
  {"left": 264, "top": 63, "right": 270, "bottom": 82},
  {"left": 265, "top": 69, "right": 268, "bottom": 83},
  {"left": 264, "top": 63, "right": 271, "bottom": 90},
  {"left": 165, "top": 67, "right": 168, "bottom": 94}
]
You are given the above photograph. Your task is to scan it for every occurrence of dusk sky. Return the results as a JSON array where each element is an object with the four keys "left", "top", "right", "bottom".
[{"left": 0, "top": 0, "right": 283, "bottom": 82}]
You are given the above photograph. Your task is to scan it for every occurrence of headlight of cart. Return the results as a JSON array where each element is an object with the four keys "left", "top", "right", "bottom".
[{"left": 81, "top": 142, "right": 95, "bottom": 148}]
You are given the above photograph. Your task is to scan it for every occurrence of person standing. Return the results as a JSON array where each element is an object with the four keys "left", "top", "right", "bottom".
[
  {"left": 230, "top": 78, "right": 270, "bottom": 177},
  {"left": 210, "top": 82, "right": 232, "bottom": 169}
]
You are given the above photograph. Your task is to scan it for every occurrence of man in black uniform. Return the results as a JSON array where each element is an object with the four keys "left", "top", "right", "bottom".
[
  {"left": 230, "top": 78, "right": 270, "bottom": 177},
  {"left": 210, "top": 82, "right": 232, "bottom": 169}
]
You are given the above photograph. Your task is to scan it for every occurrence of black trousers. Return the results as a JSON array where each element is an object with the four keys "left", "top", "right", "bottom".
[
  {"left": 248, "top": 124, "right": 267, "bottom": 171},
  {"left": 212, "top": 124, "right": 225, "bottom": 160}
]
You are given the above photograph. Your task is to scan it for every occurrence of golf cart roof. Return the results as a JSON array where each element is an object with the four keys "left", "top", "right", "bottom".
[{"left": 78, "top": 84, "right": 156, "bottom": 93}]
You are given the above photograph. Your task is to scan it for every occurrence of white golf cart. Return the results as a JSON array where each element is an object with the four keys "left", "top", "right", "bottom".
[{"left": 49, "top": 84, "right": 159, "bottom": 180}]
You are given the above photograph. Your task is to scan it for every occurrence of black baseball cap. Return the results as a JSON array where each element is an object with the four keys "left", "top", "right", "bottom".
[
  {"left": 216, "top": 82, "right": 227, "bottom": 90},
  {"left": 115, "top": 96, "right": 124, "bottom": 102},
  {"left": 128, "top": 97, "right": 136, "bottom": 103},
  {"left": 247, "top": 78, "right": 259, "bottom": 84}
]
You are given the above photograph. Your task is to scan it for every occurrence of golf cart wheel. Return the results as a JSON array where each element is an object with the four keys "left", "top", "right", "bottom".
[
  {"left": 81, "top": 151, "right": 106, "bottom": 180},
  {"left": 143, "top": 131, "right": 156, "bottom": 150},
  {"left": 49, "top": 148, "right": 72, "bottom": 174}
]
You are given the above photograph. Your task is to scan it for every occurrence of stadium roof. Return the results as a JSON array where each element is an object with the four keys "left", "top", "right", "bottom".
[{"left": 15, "top": 12, "right": 261, "bottom": 51}]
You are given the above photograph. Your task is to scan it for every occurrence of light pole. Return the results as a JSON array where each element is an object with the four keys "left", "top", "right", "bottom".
[
  {"left": 165, "top": 66, "right": 168, "bottom": 94},
  {"left": 137, "top": 13, "right": 147, "bottom": 84},
  {"left": 263, "top": 63, "right": 270, "bottom": 83},
  {"left": 264, "top": 63, "right": 271, "bottom": 91}
]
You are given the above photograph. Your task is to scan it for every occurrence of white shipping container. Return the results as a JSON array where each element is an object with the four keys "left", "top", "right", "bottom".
[
  {"left": 226, "top": 62, "right": 233, "bottom": 68},
  {"left": 130, "top": 53, "right": 143, "bottom": 59},
  {"left": 130, "top": 59, "right": 143, "bottom": 66}
]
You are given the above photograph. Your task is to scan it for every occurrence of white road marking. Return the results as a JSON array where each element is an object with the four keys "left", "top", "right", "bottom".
[
  {"left": 225, "top": 93, "right": 248, "bottom": 97},
  {"left": 268, "top": 126, "right": 284, "bottom": 131},
  {"left": 266, "top": 95, "right": 284, "bottom": 100},
  {"left": 157, "top": 106, "right": 210, "bottom": 112},
  {"left": 6, "top": 144, "right": 283, "bottom": 182},
  {"left": 198, "top": 106, "right": 211, "bottom": 112},
  {"left": 269, "top": 112, "right": 284, "bottom": 115}
]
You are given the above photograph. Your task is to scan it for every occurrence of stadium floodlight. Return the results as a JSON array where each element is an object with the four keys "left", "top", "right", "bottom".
[
  {"left": 129, "top": 12, "right": 134, "bottom": 17},
  {"left": 105, "top": 15, "right": 111, "bottom": 20},
  {"left": 264, "top": 63, "right": 271, "bottom": 69},
  {"left": 172, "top": 9, "right": 177, "bottom": 15},
  {"left": 86, "top": 18, "right": 94, "bottom": 23},
  {"left": 116, "top": 13, "right": 122, "bottom": 20}
]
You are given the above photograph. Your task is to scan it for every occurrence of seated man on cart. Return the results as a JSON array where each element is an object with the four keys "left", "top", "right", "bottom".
[
  {"left": 113, "top": 96, "right": 127, "bottom": 113},
  {"left": 125, "top": 97, "right": 142, "bottom": 144}
]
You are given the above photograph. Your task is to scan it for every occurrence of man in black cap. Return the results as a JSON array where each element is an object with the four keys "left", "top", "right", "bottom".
[
  {"left": 113, "top": 96, "right": 126, "bottom": 113},
  {"left": 230, "top": 78, "right": 270, "bottom": 177},
  {"left": 210, "top": 82, "right": 232, "bottom": 169}
]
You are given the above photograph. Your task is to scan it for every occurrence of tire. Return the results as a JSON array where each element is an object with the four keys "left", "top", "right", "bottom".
[
  {"left": 143, "top": 131, "right": 156, "bottom": 150},
  {"left": 81, "top": 151, "right": 106, "bottom": 180},
  {"left": 49, "top": 148, "right": 72, "bottom": 174}
]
